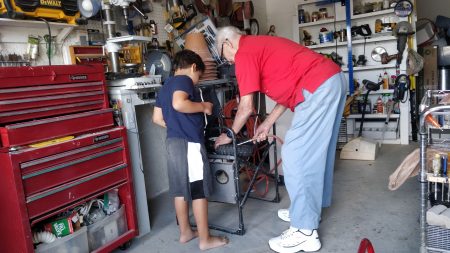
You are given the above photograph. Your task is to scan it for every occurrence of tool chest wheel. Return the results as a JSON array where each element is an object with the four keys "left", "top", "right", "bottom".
[{"left": 119, "top": 240, "right": 132, "bottom": 250}]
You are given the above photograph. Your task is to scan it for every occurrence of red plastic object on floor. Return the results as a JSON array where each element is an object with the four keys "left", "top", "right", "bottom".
[{"left": 358, "top": 238, "right": 375, "bottom": 253}]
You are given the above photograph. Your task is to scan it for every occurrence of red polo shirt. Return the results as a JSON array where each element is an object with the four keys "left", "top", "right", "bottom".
[{"left": 235, "top": 35, "right": 341, "bottom": 111}]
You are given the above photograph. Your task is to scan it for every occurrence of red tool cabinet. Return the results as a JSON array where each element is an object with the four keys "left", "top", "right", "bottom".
[
  {"left": 0, "top": 127, "right": 138, "bottom": 253},
  {"left": 0, "top": 64, "right": 111, "bottom": 148},
  {"left": 0, "top": 65, "right": 138, "bottom": 253}
]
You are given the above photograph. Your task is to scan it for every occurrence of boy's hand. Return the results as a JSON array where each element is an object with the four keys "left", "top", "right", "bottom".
[
  {"left": 214, "top": 133, "right": 232, "bottom": 149},
  {"left": 202, "top": 102, "right": 213, "bottom": 115}
]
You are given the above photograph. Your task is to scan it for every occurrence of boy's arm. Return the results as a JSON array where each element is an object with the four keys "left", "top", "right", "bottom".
[
  {"left": 152, "top": 106, "right": 166, "bottom": 128},
  {"left": 172, "top": 90, "right": 212, "bottom": 114}
]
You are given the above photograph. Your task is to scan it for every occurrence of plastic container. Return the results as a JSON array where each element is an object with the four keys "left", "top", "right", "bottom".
[
  {"left": 35, "top": 226, "right": 88, "bottom": 253},
  {"left": 87, "top": 205, "right": 128, "bottom": 251}
]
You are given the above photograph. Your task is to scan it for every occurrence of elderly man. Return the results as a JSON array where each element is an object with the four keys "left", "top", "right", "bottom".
[{"left": 214, "top": 26, "right": 347, "bottom": 252}]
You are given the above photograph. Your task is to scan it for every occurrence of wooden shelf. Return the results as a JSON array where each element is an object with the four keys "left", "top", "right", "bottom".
[
  {"left": 73, "top": 54, "right": 106, "bottom": 58},
  {"left": 307, "top": 35, "right": 396, "bottom": 49}
]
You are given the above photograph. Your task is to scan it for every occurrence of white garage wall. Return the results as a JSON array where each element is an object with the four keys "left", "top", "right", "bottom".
[
  {"left": 416, "top": 0, "right": 450, "bottom": 21},
  {"left": 265, "top": 0, "right": 297, "bottom": 40}
]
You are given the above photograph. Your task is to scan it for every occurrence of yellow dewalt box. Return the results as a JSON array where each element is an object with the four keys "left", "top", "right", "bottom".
[{"left": 0, "top": 0, "right": 80, "bottom": 24}]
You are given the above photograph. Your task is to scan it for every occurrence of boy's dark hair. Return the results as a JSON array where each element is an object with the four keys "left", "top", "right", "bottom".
[{"left": 173, "top": 49, "right": 205, "bottom": 73}]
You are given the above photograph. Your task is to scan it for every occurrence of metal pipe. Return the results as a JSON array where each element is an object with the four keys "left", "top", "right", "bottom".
[
  {"left": 109, "top": 52, "right": 121, "bottom": 73},
  {"left": 103, "top": 4, "right": 116, "bottom": 39},
  {"left": 103, "top": 3, "right": 120, "bottom": 73},
  {"left": 419, "top": 131, "right": 427, "bottom": 253}
]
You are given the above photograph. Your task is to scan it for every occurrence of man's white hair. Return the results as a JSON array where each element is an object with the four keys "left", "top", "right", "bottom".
[{"left": 215, "top": 26, "right": 244, "bottom": 50}]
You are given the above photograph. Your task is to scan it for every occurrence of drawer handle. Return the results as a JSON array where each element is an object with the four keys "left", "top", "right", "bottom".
[
  {"left": 0, "top": 81, "right": 103, "bottom": 94},
  {"left": 0, "top": 101, "right": 103, "bottom": 117},
  {"left": 0, "top": 91, "right": 104, "bottom": 105},
  {"left": 21, "top": 138, "right": 122, "bottom": 169},
  {"left": 22, "top": 147, "right": 124, "bottom": 179},
  {"left": 7, "top": 108, "right": 113, "bottom": 129},
  {"left": 26, "top": 164, "right": 127, "bottom": 203}
]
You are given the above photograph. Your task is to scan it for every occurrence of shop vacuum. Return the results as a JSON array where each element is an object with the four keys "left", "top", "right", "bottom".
[{"left": 340, "top": 80, "right": 382, "bottom": 161}]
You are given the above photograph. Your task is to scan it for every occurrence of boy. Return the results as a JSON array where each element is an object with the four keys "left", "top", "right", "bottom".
[{"left": 152, "top": 50, "right": 229, "bottom": 250}]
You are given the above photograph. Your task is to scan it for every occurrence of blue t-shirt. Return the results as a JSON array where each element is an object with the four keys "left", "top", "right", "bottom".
[{"left": 155, "top": 75, "right": 204, "bottom": 143}]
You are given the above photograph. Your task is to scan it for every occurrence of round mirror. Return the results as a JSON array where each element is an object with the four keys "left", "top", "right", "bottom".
[{"left": 371, "top": 47, "right": 387, "bottom": 62}]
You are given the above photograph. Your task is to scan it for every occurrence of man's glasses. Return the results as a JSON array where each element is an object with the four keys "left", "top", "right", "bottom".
[{"left": 220, "top": 40, "right": 227, "bottom": 60}]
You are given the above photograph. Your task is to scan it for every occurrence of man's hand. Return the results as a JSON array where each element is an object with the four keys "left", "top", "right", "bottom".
[
  {"left": 254, "top": 121, "right": 272, "bottom": 142},
  {"left": 214, "top": 133, "right": 232, "bottom": 149},
  {"left": 202, "top": 102, "right": 213, "bottom": 115}
]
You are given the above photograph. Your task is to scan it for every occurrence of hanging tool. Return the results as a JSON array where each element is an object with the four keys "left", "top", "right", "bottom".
[
  {"left": 380, "top": 99, "right": 394, "bottom": 147},
  {"left": 394, "top": 21, "right": 415, "bottom": 66},
  {"left": 166, "top": 0, "right": 197, "bottom": 30}
]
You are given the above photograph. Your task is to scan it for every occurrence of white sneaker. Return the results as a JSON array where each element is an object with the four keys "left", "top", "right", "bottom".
[
  {"left": 278, "top": 209, "right": 291, "bottom": 222},
  {"left": 268, "top": 227, "right": 321, "bottom": 253}
]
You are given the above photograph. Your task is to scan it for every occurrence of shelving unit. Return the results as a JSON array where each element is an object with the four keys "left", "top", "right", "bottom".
[
  {"left": 292, "top": 0, "right": 414, "bottom": 145},
  {"left": 297, "top": 8, "right": 395, "bottom": 28},
  {"left": 307, "top": 35, "right": 396, "bottom": 49},
  {"left": 419, "top": 90, "right": 450, "bottom": 252}
]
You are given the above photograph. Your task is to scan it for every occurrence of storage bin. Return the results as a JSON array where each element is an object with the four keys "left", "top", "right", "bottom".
[
  {"left": 35, "top": 226, "right": 88, "bottom": 253},
  {"left": 427, "top": 224, "right": 450, "bottom": 252},
  {"left": 87, "top": 205, "right": 127, "bottom": 251}
]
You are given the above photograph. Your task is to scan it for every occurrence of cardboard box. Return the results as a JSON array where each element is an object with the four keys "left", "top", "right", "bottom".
[{"left": 423, "top": 45, "right": 439, "bottom": 90}]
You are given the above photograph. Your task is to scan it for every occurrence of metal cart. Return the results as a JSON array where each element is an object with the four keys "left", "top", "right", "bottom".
[
  {"left": 419, "top": 90, "right": 450, "bottom": 253},
  {"left": 205, "top": 126, "right": 280, "bottom": 235}
]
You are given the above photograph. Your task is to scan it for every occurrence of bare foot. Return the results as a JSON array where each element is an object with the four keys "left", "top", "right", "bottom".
[
  {"left": 179, "top": 230, "right": 198, "bottom": 243},
  {"left": 199, "top": 235, "right": 229, "bottom": 251}
]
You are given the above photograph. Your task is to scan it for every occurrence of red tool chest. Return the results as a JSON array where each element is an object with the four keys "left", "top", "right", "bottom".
[
  {"left": 0, "top": 65, "right": 138, "bottom": 253},
  {"left": 0, "top": 127, "right": 138, "bottom": 253},
  {"left": 0, "top": 64, "right": 111, "bottom": 148}
]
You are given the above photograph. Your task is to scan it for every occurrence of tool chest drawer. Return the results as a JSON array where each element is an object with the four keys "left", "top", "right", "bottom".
[
  {"left": 0, "top": 64, "right": 108, "bottom": 125},
  {"left": 0, "top": 108, "right": 114, "bottom": 148},
  {"left": 0, "top": 127, "right": 138, "bottom": 253},
  {"left": 6, "top": 127, "right": 127, "bottom": 193},
  {"left": 26, "top": 164, "right": 128, "bottom": 219},
  {"left": 21, "top": 139, "right": 126, "bottom": 196}
]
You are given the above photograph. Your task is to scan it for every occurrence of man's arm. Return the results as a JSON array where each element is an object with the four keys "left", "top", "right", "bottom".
[
  {"left": 214, "top": 93, "right": 254, "bottom": 148},
  {"left": 172, "top": 90, "right": 212, "bottom": 115},
  {"left": 231, "top": 93, "right": 255, "bottom": 133},
  {"left": 254, "top": 103, "right": 287, "bottom": 142},
  {"left": 152, "top": 106, "right": 166, "bottom": 128}
]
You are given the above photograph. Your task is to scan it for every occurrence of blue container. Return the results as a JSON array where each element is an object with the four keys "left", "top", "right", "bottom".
[
  {"left": 319, "top": 32, "right": 334, "bottom": 43},
  {"left": 442, "top": 154, "right": 448, "bottom": 176}
]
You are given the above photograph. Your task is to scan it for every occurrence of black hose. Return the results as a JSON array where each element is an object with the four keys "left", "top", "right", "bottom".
[{"left": 40, "top": 18, "right": 52, "bottom": 66}]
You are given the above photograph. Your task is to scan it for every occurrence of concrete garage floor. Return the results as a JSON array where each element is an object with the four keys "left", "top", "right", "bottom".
[{"left": 117, "top": 144, "right": 419, "bottom": 253}]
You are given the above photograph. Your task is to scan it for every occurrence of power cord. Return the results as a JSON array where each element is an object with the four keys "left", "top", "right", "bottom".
[{"left": 40, "top": 18, "right": 51, "bottom": 65}]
